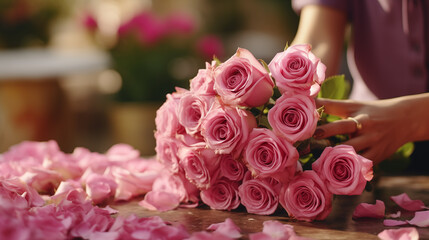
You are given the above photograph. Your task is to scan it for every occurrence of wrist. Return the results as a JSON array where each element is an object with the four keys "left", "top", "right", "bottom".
[{"left": 396, "top": 94, "right": 429, "bottom": 142}]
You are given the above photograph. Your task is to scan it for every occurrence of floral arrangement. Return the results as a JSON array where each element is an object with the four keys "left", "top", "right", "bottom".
[
  {"left": 85, "top": 10, "right": 224, "bottom": 102},
  {"left": 1, "top": 43, "right": 427, "bottom": 239},
  {"left": 147, "top": 44, "right": 374, "bottom": 221}
]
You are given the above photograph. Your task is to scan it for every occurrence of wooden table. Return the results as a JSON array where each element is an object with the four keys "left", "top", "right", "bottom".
[{"left": 112, "top": 176, "right": 429, "bottom": 239}]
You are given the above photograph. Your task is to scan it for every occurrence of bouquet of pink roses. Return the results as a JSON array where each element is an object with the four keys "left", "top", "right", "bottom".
[{"left": 147, "top": 44, "right": 374, "bottom": 222}]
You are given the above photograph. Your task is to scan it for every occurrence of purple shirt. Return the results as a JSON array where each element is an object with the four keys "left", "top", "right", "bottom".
[{"left": 292, "top": 0, "right": 429, "bottom": 100}]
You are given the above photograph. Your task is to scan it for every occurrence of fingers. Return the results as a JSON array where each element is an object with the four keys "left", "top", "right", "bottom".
[
  {"left": 313, "top": 117, "right": 363, "bottom": 139},
  {"left": 316, "top": 98, "right": 361, "bottom": 118}
]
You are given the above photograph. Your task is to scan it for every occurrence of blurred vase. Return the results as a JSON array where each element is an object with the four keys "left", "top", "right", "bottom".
[
  {"left": 109, "top": 102, "right": 161, "bottom": 156},
  {"left": 0, "top": 79, "right": 71, "bottom": 152}
]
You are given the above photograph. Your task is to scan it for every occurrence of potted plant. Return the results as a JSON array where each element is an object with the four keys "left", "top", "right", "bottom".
[{"left": 84, "top": 10, "right": 224, "bottom": 155}]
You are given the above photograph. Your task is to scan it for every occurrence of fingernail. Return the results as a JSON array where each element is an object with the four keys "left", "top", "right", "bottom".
[{"left": 313, "top": 128, "right": 325, "bottom": 139}]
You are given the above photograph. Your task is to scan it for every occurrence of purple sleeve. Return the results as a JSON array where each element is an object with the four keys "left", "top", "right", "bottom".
[{"left": 292, "top": 0, "right": 349, "bottom": 15}]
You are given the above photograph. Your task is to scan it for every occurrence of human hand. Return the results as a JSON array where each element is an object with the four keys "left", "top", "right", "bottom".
[{"left": 313, "top": 97, "right": 415, "bottom": 165}]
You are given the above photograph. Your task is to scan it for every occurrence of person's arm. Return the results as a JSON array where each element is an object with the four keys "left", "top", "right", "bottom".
[
  {"left": 314, "top": 93, "right": 429, "bottom": 164},
  {"left": 292, "top": 4, "right": 347, "bottom": 78}
]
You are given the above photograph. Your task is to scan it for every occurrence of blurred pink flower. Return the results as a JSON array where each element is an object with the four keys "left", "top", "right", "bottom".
[
  {"left": 82, "top": 13, "right": 98, "bottom": 32},
  {"left": 197, "top": 35, "right": 224, "bottom": 60},
  {"left": 165, "top": 12, "right": 195, "bottom": 35}
]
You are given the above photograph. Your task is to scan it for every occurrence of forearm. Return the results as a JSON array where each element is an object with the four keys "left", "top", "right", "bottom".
[
  {"left": 291, "top": 5, "right": 347, "bottom": 77},
  {"left": 395, "top": 93, "right": 429, "bottom": 142}
]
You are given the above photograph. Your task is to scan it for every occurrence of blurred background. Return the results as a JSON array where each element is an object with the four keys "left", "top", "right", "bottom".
[{"left": 0, "top": 0, "right": 300, "bottom": 156}]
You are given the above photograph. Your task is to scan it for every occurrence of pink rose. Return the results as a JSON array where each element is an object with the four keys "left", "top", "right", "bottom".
[
  {"left": 155, "top": 91, "right": 186, "bottom": 138},
  {"left": 238, "top": 173, "right": 280, "bottom": 215},
  {"left": 219, "top": 154, "right": 246, "bottom": 181},
  {"left": 243, "top": 128, "right": 298, "bottom": 184},
  {"left": 268, "top": 94, "right": 319, "bottom": 143},
  {"left": 177, "top": 92, "right": 215, "bottom": 136},
  {"left": 279, "top": 170, "right": 332, "bottom": 222},
  {"left": 201, "top": 102, "right": 257, "bottom": 157},
  {"left": 200, "top": 178, "right": 240, "bottom": 211},
  {"left": 155, "top": 134, "right": 182, "bottom": 173},
  {"left": 190, "top": 62, "right": 217, "bottom": 95},
  {"left": 179, "top": 148, "right": 220, "bottom": 189},
  {"left": 268, "top": 44, "right": 326, "bottom": 97},
  {"left": 312, "top": 145, "right": 373, "bottom": 195},
  {"left": 214, "top": 48, "right": 274, "bottom": 107},
  {"left": 151, "top": 171, "right": 200, "bottom": 204}
]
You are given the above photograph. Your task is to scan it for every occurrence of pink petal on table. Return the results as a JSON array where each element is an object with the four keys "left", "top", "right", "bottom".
[
  {"left": 249, "top": 232, "right": 272, "bottom": 240},
  {"left": 102, "top": 205, "right": 119, "bottom": 215},
  {"left": 390, "top": 193, "right": 425, "bottom": 211},
  {"left": 187, "top": 231, "right": 234, "bottom": 240},
  {"left": 139, "top": 191, "right": 180, "bottom": 212},
  {"left": 407, "top": 210, "right": 429, "bottom": 227},
  {"left": 207, "top": 218, "right": 242, "bottom": 239},
  {"left": 383, "top": 219, "right": 408, "bottom": 227},
  {"left": 388, "top": 211, "right": 401, "bottom": 219},
  {"left": 261, "top": 220, "right": 296, "bottom": 239},
  {"left": 377, "top": 227, "right": 419, "bottom": 240},
  {"left": 352, "top": 200, "right": 385, "bottom": 219}
]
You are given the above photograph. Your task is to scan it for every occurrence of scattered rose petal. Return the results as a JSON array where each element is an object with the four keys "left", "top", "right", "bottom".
[
  {"left": 378, "top": 227, "right": 419, "bottom": 240},
  {"left": 187, "top": 231, "right": 235, "bottom": 240},
  {"left": 139, "top": 191, "right": 180, "bottom": 212},
  {"left": 249, "top": 220, "right": 313, "bottom": 240},
  {"left": 207, "top": 218, "right": 242, "bottom": 239},
  {"left": 390, "top": 193, "right": 426, "bottom": 212},
  {"left": 352, "top": 200, "right": 385, "bottom": 219},
  {"left": 407, "top": 210, "right": 429, "bottom": 227},
  {"left": 388, "top": 211, "right": 401, "bottom": 219},
  {"left": 383, "top": 219, "right": 408, "bottom": 227},
  {"left": 102, "top": 205, "right": 119, "bottom": 215}
]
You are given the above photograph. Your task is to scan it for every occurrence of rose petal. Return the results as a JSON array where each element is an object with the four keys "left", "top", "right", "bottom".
[
  {"left": 377, "top": 227, "right": 419, "bottom": 240},
  {"left": 207, "top": 218, "right": 242, "bottom": 239},
  {"left": 388, "top": 211, "right": 401, "bottom": 219},
  {"left": 139, "top": 191, "right": 180, "bottom": 212},
  {"left": 390, "top": 193, "right": 425, "bottom": 212},
  {"left": 383, "top": 219, "right": 408, "bottom": 227},
  {"left": 352, "top": 200, "right": 385, "bottom": 219},
  {"left": 102, "top": 205, "right": 119, "bottom": 215},
  {"left": 407, "top": 210, "right": 429, "bottom": 227}
]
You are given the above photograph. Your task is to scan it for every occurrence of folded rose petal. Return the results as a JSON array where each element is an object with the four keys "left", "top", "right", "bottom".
[
  {"left": 207, "top": 218, "right": 242, "bottom": 239},
  {"left": 377, "top": 227, "right": 419, "bottom": 240},
  {"left": 407, "top": 210, "right": 429, "bottom": 227},
  {"left": 352, "top": 200, "right": 385, "bottom": 219},
  {"left": 139, "top": 191, "right": 180, "bottom": 212},
  {"left": 383, "top": 219, "right": 407, "bottom": 227},
  {"left": 390, "top": 193, "right": 426, "bottom": 212}
]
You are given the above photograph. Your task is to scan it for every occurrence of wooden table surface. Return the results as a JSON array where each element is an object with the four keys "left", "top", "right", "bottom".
[{"left": 111, "top": 176, "right": 429, "bottom": 239}]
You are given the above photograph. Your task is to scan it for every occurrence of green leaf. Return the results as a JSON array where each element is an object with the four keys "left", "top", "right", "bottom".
[
  {"left": 259, "top": 59, "right": 270, "bottom": 73},
  {"left": 284, "top": 42, "right": 289, "bottom": 51},
  {"left": 318, "top": 75, "right": 349, "bottom": 100},
  {"left": 377, "top": 142, "right": 414, "bottom": 174},
  {"left": 213, "top": 56, "right": 222, "bottom": 66}
]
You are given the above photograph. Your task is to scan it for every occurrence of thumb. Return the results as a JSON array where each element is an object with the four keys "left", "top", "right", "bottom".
[{"left": 316, "top": 98, "right": 361, "bottom": 118}]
